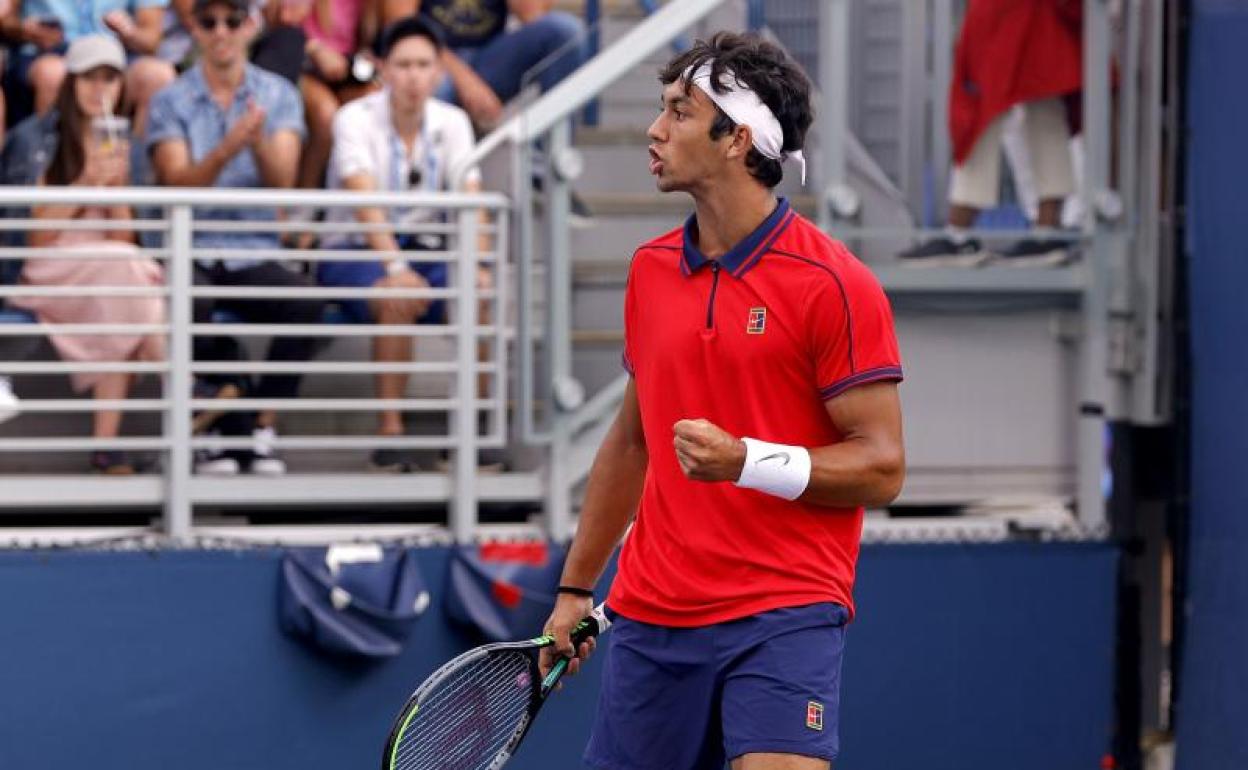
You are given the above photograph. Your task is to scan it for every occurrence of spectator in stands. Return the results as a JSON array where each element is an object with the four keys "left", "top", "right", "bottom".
[
  {"left": 897, "top": 0, "right": 1081, "bottom": 267},
  {"left": 148, "top": 0, "right": 322, "bottom": 475},
  {"left": 0, "top": 0, "right": 175, "bottom": 132},
  {"left": 418, "top": 0, "right": 586, "bottom": 131},
  {"left": 7, "top": 35, "right": 165, "bottom": 474},
  {"left": 252, "top": 0, "right": 388, "bottom": 194},
  {"left": 318, "top": 17, "right": 495, "bottom": 472}
]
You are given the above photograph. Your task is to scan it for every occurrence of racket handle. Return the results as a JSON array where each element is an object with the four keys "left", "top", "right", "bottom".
[{"left": 569, "top": 602, "right": 611, "bottom": 646}]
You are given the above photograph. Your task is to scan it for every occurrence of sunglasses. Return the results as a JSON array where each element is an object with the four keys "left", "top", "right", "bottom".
[{"left": 197, "top": 13, "right": 245, "bottom": 30}]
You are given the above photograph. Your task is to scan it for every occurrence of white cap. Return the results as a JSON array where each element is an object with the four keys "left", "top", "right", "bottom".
[{"left": 64, "top": 34, "right": 126, "bottom": 75}]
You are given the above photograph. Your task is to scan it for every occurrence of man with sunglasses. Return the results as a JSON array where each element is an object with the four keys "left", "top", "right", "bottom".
[
  {"left": 147, "top": 0, "right": 324, "bottom": 476},
  {"left": 317, "top": 17, "right": 497, "bottom": 473}
]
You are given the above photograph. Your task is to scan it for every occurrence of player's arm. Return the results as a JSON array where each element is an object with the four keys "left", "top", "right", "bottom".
[
  {"left": 541, "top": 379, "right": 647, "bottom": 674},
  {"left": 803, "top": 380, "right": 904, "bottom": 507},
  {"left": 673, "top": 380, "right": 904, "bottom": 509}
]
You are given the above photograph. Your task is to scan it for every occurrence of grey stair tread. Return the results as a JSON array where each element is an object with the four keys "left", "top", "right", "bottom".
[
  {"left": 553, "top": 0, "right": 648, "bottom": 19},
  {"left": 575, "top": 127, "right": 651, "bottom": 145}
]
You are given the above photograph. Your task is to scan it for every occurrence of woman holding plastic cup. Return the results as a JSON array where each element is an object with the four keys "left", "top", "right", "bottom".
[{"left": 10, "top": 35, "right": 166, "bottom": 475}]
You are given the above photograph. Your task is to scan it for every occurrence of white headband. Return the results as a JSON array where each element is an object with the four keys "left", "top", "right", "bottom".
[{"left": 685, "top": 62, "right": 806, "bottom": 184}]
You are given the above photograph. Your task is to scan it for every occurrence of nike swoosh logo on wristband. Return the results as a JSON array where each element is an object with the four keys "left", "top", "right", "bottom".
[{"left": 756, "top": 452, "right": 791, "bottom": 467}]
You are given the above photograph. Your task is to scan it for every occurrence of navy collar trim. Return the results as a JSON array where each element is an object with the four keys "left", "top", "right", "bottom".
[{"left": 681, "top": 197, "right": 794, "bottom": 278}]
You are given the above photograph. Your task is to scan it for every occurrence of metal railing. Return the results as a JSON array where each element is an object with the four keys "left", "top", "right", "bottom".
[{"left": 0, "top": 187, "right": 509, "bottom": 541}]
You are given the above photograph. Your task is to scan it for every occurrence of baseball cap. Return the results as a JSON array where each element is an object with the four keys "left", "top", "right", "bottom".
[
  {"left": 64, "top": 34, "right": 125, "bottom": 75},
  {"left": 191, "top": 0, "right": 249, "bottom": 14}
]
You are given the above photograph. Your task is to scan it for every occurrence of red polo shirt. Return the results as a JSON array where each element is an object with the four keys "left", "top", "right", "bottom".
[{"left": 608, "top": 198, "right": 903, "bottom": 627}]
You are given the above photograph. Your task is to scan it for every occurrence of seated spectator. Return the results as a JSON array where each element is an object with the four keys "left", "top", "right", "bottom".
[
  {"left": 318, "top": 17, "right": 495, "bottom": 472},
  {"left": 0, "top": 0, "right": 175, "bottom": 132},
  {"left": 6, "top": 35, "right": 165, "bottom": 474},
  {"left": 148, "top": 0, "right": 322, "bottom": 476},
  {"left": 898, "top": 0, "right": 1081, "bottom": 266},
  {"left": 254, "top": 0, "right": 386, "bottom": 193},
  {"left": 419, "top": 0, "right": 586, "bottom": 131}
]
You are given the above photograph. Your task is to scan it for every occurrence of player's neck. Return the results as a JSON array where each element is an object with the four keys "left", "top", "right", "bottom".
[{"left": 690, "top": 183, "right": 777, "bottom": 259}]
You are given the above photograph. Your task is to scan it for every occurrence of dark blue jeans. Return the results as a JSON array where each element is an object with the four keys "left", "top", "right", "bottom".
[{"left": 435, "top": 11, "right": 586, "bottom": 105}]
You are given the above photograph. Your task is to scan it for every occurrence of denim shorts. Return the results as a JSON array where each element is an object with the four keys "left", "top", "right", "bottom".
[{"left": 316, "top": 237, "right": 447, "bottom": 324}]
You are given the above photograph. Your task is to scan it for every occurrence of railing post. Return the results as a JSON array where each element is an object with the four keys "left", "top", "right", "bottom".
[
  {"left": 451, "top": 206, "right": 480, "bottom": 543},
  {"left": 930, "top": 0, "right": 954, "bottom": 227},
  {"left": 163, "top": 204, "right": 194, "bottom": 539},
  {"left": 818, "top": 0, "right": 853, "bottom": 232},
  {"left": 544, "top": 121, "right": 576, "bottom": 544},
  {"left": 1077, "top": 0, "right": 1114, "bottom": 533}
]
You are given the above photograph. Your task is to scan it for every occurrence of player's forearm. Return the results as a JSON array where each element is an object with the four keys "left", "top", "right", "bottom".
[
  {"left": 801, "top": 437, "right": 904, "bottom": 508},
  {"left": 559, "top": 428, "right": 648, "bottom": 590}
]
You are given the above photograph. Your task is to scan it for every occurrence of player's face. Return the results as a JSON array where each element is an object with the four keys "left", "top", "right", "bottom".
[
  {"left": 647, "top": 80, "right": 728, "bottom": 193},
  {"left": 383, "top": 36, "right": 442, "bottom": 114}
]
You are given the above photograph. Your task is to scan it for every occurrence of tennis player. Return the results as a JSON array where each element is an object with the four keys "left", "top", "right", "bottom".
[{"left": 541, "top": 32, "right": 905, "bottom": 770}]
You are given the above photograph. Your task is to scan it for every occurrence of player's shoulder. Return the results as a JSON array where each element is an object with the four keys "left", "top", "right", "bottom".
[{"left": 771, "top": 213, "right": 884, "bottom": 294}]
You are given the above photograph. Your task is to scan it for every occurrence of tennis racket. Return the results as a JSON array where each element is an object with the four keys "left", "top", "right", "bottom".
[{"left": 381, "top": 603, "right": 611, "bottom": 770}]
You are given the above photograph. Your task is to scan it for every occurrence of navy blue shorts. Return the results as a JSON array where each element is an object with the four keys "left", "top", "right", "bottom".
[
  {"left": 585, "top": 602, "right": 849, "bottom": 770},
  {"left": 316, "top": 237, "right": 447, "bottom": 324}
]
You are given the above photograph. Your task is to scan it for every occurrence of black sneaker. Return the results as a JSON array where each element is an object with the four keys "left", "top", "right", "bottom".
[
  {"left": 370, "top": 448, "right": 420, "bottom": 473},
  {"left": 994, "top": 238, "right": 1070, "bottom": 267},
  {"left": 91, "top": 450, "right": 134, "bottom": 475},
  {"left": 568, "top": 191, "right": 595, "bottom": 229},
  {"left": 897, "top": 237, "right": 987, "bottom": 267}
]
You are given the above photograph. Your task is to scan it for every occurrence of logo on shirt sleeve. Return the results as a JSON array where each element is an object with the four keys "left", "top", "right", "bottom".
[
  {"left": 806, "top": 701, "right": 824, "bottom": 731},
  {"left": 746, "top": 306, "right": 767, "bottom": 335}
]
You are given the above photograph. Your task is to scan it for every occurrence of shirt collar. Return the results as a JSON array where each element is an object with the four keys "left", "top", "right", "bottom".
[
  {"left": 187, "top": 63, "right": 257, "bottom": 107},
  {"left": 681, "top": 197, "right": 793, "bottom": 278}
]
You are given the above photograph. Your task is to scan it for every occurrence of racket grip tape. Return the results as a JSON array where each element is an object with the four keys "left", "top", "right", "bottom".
[{"left": 569, "top": 603, "right": 611, "bottom": 646}]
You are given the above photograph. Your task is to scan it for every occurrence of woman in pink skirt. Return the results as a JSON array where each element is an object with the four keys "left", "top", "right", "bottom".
[{"left": 11, "top": 35, "right": 166, "bottom": 474}]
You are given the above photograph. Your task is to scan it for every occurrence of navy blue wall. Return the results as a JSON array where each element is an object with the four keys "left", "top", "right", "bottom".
[
  {"left": 1178, "top": 1, "right": 1248, "bottom": 767},
  {"left": 0, "top": 542, "right": 1115, "bottom": 770}
]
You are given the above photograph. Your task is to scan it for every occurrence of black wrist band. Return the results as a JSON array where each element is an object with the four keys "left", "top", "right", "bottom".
[{"left": 557, "top": 584, "right": 594, "bottom": 598}]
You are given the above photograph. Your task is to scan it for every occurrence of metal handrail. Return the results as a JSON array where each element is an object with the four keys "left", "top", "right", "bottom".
[{"left": 0, "top": 192, "right": 511, "bottom": 542}]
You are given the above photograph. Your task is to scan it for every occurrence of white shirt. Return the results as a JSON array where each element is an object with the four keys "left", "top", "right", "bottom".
[{"left": 324, "top": 90, "right": 480, "bottom": 247}]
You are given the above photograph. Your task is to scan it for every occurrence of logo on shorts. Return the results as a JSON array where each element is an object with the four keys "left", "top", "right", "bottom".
[
  {"left": 746, "top": 307, "right": 767, "bottom": 334},
  {"left": 806, "top": 701, "right": 824, "bottom": 731}
]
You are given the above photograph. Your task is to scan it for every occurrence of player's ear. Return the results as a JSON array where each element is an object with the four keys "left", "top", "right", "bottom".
[{"left": 725, "top": 124, "right": 752, "bottom": 160}]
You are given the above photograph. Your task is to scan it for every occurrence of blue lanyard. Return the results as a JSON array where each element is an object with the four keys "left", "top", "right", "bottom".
[{"left": 388, "top": 119, "right": 437, "bottom": 194}]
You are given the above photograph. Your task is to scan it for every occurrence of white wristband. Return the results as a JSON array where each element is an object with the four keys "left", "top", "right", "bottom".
[{"left": 733, "top": 437, "right": 812, "bottom": 501}]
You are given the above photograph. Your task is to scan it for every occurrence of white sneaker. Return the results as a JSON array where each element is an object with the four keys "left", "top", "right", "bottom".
[
  {"left": 195, "top": 454, "right": 241, "bottom": 476},
  {"left": 250, "top": 426, "right": 287, "bottom": 476},
  {"left": 0, "top": 376, "right": 19, "bottom": 424}
]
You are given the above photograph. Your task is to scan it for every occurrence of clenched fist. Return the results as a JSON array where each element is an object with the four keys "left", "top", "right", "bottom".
[{"left": 672, "top": 418, "right": 747, "bottom": 483}]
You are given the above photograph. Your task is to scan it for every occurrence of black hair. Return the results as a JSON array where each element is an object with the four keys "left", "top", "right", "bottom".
[
  {"left": 659, "top": 32, "right": 814, "bottom": 188},
  {"left": 375, "top": 15, "right": 445, "bottom": 59}
]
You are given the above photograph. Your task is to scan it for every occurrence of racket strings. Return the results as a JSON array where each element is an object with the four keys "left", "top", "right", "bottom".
[{"left": 391, "top": 650, "right": 534, "bottom": 770}]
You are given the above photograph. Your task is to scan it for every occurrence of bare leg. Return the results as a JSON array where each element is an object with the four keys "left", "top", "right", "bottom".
[
  {"left": 298, "top": 76, "right": 339, "bottom": 191},
  {"left": 92, "top": 373, "right": 132, "bottom": 439},
  {"left": 947, "top": 203, "right": 979, "bottom": 230},
  {"left": 28, "top": 55, "right": 66, "bottom": 115},
  {"left": 731, "top": 753, "right": 830, "bottom": 770},
  {"left": 368, "top": 273, "right": 430, "bottom": 437},
  {"left": 1036, "top": 198, "right": 1063, "bottom": 228}
]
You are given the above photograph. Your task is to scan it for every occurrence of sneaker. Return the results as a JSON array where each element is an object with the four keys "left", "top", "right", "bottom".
[
  {"left": 568, "top": 191, "right": 595, "bottom": 229},
  {"left": 91, "top": 450, "right": 134, "bottom": 475},
  {"left": 994, "top": 238, "right": 1071, "bottom": 267},
  {"left": 195, "top": 452, "right": 240, "bottom": 476},
  {"left": 897, "top": 237, "right": 988, "bottom": 267},
  {"left": 370, "top": 447, "right": 420, "bottom": 473},
  {"left": 248, "top": 426, "right": 287, "bottom": 476},
  {"left": 0, "top": 376, "right": 17, "bottom": 424}
]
